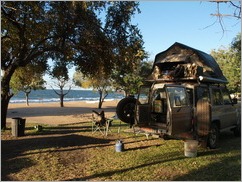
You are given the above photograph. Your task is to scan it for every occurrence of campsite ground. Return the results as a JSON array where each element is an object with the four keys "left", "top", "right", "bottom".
[{"left": 1, "top": 101, "right": 241, "bottom": 181}]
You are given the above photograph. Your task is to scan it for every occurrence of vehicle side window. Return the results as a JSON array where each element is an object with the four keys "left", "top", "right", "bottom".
[
  {"left": 167, "top": 87, "right": 188, "bottom": 107},
  {"left": 221, "top": 88, "right": 232, "bottom": 105},
  {"left": 196, "top": 87, "right": 210, "bottom": 103},
  {"left": 211, "top": 89, "right": 223, "bottom": 105},
  {"left": 152, "top": 89, "right": 166, "bottom": 113},
  {"left": 138, "top": 86, "right": 150, "bottom": 104},
  {"left": 186, "top": 88, "right": 193, "bottom": 106}
]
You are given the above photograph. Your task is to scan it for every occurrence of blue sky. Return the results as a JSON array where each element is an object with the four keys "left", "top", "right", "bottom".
[{"left": 133, "top": 1, "right": 241, "bottom": 59}]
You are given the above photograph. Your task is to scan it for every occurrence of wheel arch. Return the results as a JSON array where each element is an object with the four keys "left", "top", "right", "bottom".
[{"left": 211, "top": 119, "right": 221, "bottom": 130}]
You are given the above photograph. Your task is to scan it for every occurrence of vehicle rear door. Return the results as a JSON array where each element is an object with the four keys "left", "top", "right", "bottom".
[
  {"left": 166, "top": 86, "right": 192, "bottom": 136},
  {"left": 135, "top": 85, "right": 151, "bottom": 125}
]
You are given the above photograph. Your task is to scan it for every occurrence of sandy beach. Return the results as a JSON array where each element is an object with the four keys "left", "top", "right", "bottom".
[{"left": 6, "top": 100, "right": 120, "bottom": 125}]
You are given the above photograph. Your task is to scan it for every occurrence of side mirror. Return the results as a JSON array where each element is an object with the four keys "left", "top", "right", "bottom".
[{"left": 232, "top": 98, "right": 238, "bottom": 104}]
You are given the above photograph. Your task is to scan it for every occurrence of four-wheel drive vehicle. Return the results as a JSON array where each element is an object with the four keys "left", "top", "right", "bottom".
[{"left": 116, "top": 42, "right": 241, "bottom": 149}]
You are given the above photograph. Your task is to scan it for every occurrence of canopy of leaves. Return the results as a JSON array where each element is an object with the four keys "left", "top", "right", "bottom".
[
  {"left": 111, "top": 60, "right": 152, "bottom": 96},
  {"left": 211, "top": 33, "right": 241, "bottom": 94},
  {"left": 2, "top": 1, "right": 146, "bottom": 91},
  {"left": 10, "top": 63, "right": 46, "bottom": 94},
  {"left": 1, "top": 1, "right": 146, "bottom": 127}
]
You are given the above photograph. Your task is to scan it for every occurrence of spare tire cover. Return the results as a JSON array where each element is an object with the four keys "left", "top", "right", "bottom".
[
  {"left": 116, "top": 97, "right": 136, "bottom": 124},
  {"left": 196, "top": 99, "right": 211, "bottom": 136}
]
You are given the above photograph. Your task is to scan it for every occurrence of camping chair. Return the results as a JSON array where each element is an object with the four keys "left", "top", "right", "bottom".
[{"left": 92, "top": 110, "right": 113, "bottom": 136}]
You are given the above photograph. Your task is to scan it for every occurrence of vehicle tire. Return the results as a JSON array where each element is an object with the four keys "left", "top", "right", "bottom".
[
  {"left": 116, "top": 97, "right": 136, "bottom": 124},
  {"left": 207, "top": 123, "right": 219, "bottom": 149},
  {"left": 196, "top": 99, "right": 211, "bottom": 137}
]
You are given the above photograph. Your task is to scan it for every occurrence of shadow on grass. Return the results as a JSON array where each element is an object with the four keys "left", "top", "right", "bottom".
[
  {"left": 68, "top": 152, "right": 184, "bottom": 181},
  {"left": 68, "top": 131, "right": 241, "bottom": 181},
  {"left": 174, "top": 154, "right": 241, "bottom": 181},
  {"left": 29, "top": 125, "right": 93, "bottom": 135},
  {"left": 17, "top": 135, "right": 157, "bottom": 158},
  {"left": 175, "top": 131, "right": 241, "bottom": 181},
  {"left": 124, "top": 143, "right": 162, "bottom": 151},
  {"left": 1, "top": 157, "right": 36, "bottom": 181},
  {"left": 1, "top": 134, "right": 111, "bottom": 181},
  {"left": 20, "top": 120, "right": 129, "bottom": 136},
  {"left": 2, "top": 126, "right": 240, "bottom": 181}
]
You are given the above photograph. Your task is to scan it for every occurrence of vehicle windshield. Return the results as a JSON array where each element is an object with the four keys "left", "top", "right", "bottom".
[
  {"left": 166, "top": 87, "right": 188, "bottom": 107},
  {"left": 138, "top": 86, "right": 150, "bottom": 104}
]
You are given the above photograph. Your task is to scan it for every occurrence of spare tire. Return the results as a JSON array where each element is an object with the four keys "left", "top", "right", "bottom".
[
  {"left": 116, "top": 97, "right": 136, "bottom": 124},
  {"left": 196, "top": 99, "right": 211, "bottom": 137}
]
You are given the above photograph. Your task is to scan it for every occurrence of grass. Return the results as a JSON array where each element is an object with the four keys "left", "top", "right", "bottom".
[{"left": 1, "top": 120, "right": 241, "bottom": 181}]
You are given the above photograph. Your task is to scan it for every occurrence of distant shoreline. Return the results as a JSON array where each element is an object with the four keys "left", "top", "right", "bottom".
[
  {"left": 9, "top": 98, "right": 121, "bottom": 104},
  {"left": 10, "top": 89, "right": 124, "bottom": 104}
]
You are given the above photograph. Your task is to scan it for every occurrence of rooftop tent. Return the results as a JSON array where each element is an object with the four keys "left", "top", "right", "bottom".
[{"left": 152, "top": 42, "right": 227, "bottom": 82}]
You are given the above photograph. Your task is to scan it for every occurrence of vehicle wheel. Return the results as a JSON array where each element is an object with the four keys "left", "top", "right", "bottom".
[
  {"left": 207, "top": 123, "right": 219, "bottom": 149},
  {"left": 234, "top": 123, "right": 241, "bottom": 137},
  {"left": 197, "top": 99, "right": 211, "bottom": 137},
  {"left": 116, "top": 97, "right": 136, "bottom": 124}
]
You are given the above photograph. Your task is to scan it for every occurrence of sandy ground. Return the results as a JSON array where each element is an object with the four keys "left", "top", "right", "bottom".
[{"left": 6, "top": 100, "right": 120, "bottom": 126}]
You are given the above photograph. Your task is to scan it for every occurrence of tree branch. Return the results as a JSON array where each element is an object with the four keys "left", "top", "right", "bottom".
[
  {"left": 1, "top": 6, "right": 23, "bottom": 30},
  {"left": 208, "top": 0, "right": 241, "bottom": 37},
  {"left": 229, "top": 1, "right": 241, "bottom": 9}
]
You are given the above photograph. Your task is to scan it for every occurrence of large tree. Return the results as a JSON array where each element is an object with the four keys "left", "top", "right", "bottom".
[
  {"left": 10, "top": 63, "right": 46, "bottom": 106},
  {"left": 1, "top": 2, "right": 52, "bottom": 129},
  {"left": 1, "top": 1, "right": 104, "bottom": 128},
  {"left": 73, "top": 2, "right": 147, "bottom": 97},
  {"left": 49, "top": 61, "right": 72, "bottom": 107},
  {"left": 105, "top": 2, "right": 147, "bottom": 96},
  {"left": 211, "top": 33, "right": 241, "bottom": 94},
  {"left": 1, "top": 1, "right": 145, "bottom": 129}
]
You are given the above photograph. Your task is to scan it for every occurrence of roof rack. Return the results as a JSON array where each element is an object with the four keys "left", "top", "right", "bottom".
[
  {"left": 198, "top": 76, "right": 228, "bottom": 84},
  {"left": 145, "top": 76, "right": 228, "bottom": 84}
]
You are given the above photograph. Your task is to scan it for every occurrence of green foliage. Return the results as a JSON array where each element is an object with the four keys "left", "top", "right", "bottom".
[
  {"left": 73, "top": 70, "right": 111, "bottom": 108},
  {"left": 211, "top": 33, "right": 241, "bottom": 94},
  {"left": 1, "top": 2, "right": 49, "bottom": 69},
  {"left": 112, "top": 60, "right": 152, "bottom": 96},
  {"left": 104, "top": 2, "right": 147, "bottom": 96},
  {"left": 73, "top": 71, "right": 85, "bottom": 88},
  {"left": 1, "top": 1, "right": 146, "bottom": 127},
  {"left": 73, "top": 2, "right": 147, "bottom": 97},
  {"left": 49, "top": 61, "right": 69, "bottom": 83},
  {"left": 10, "top": 64, "right": 46, "bottom": 94}
]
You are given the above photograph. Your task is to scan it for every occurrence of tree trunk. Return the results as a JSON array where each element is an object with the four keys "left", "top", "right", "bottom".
[
  {"left": 25, "top": 91, "right": 31, "bottom": 106},
  {"left": 52, "top": 86, "right": 72, "bottom": 108},
  {"left": 124, "top": 89, "right": 129, "bottom": 97},
  {"left": 1, "top": 94, "right": 13, "bottom": 129},
  {"left": 1, "top": 68, "right": 15, "bottom": 129},
  {"left": 98, "top": 90, "right": 102, "bottom": 109},
  {"left": 98, "top": 89, "right": 108, "bottom": 109},
  {"left": 60, "top": 94, "right": 64, "bottom": 107}
]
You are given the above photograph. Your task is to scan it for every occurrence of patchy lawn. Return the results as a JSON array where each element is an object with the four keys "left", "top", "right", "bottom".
[{"left": 1, "top": 120, "right": 241, "bottom": 181}]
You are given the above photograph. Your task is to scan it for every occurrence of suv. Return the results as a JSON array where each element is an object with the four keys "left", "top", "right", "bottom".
[{"left": 116, "top": 42, "right": 241, "bottom": 149}]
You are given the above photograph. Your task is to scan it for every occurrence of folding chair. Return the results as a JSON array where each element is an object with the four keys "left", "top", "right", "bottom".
[{"left": 92, "top": 110, "right": 113, "bottom": 136}]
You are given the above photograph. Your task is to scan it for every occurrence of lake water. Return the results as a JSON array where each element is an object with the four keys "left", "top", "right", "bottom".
[{"left": 10, "top": 89, "right": 124, "bottom": 103}]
